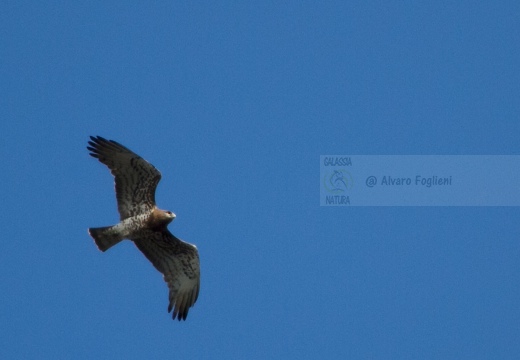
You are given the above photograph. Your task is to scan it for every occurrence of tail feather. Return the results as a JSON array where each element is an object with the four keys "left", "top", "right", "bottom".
[{"left": 88, "top": 226, "right": 124, "bottom": 252}]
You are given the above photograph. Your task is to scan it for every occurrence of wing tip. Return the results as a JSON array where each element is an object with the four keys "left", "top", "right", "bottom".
[
  {"left": 168, "top": 299, "right": 193, "bottom": 321},
  {"left": 87, "top": 135, "right": 130, "bottom": 154},
  {"left": 87, "top": 136, "right": 107, "bottom": 156}
]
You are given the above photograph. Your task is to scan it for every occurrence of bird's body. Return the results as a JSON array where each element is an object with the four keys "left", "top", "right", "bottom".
[{"left": 87, "top": 136, "right": 200, "bottom": 321}]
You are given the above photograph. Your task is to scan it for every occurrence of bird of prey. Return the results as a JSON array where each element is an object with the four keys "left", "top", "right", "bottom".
[{"left": 87, "top": 136, "right": 200, "bottom": 321}]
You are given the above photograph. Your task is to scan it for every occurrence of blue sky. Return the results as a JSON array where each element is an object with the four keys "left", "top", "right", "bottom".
[{"left": 1, "top": 1, "right": 520, "bottom": 359}]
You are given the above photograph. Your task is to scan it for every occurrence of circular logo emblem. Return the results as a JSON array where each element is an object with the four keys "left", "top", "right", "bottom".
[{"left": 323, "top": 169, "right": 353, "bottom": 193}]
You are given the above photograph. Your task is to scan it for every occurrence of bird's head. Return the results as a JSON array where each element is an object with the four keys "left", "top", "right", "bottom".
[
  {"left": 163, "top": 210, "right": 176, "bottom": 224},
  {"left": 148, "top": 208, "right": 176, "bottom": 229}
]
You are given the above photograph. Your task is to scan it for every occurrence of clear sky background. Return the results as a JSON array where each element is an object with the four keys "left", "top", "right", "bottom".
[{"left": 1, "top": 1, "right": 519, "bottom": 359}]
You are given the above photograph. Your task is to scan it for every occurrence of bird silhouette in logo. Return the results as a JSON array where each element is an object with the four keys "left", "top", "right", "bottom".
[{"left": 329, "top": 170, "right": 349, "bottom": 192}]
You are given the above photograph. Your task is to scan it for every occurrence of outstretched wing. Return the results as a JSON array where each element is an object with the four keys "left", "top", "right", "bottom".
[
  {"left": 133, "top": 229, "right": 200, "bottom": 321},
  {"left": 87, "top": 136, "right": 161, "bottom": 219}
]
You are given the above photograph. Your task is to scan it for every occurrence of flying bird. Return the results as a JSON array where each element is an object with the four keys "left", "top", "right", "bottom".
[{"left": 87, "top": 136, "right": 200, "bottom": 320}]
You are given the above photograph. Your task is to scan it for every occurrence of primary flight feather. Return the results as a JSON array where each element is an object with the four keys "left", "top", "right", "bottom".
[{"left": 87, "top": 136, "right": 200, "bottom": 321}]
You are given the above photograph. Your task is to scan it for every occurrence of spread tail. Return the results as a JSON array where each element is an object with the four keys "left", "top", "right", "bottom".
[{"left": 88, "top": 226, "right": 125, "bottom": 252}]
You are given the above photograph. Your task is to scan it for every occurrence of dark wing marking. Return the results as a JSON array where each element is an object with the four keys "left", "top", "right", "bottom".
[
  {"left": 133, "top": 229, "right": 200, "bottom": 321},
  {"left": 87, "top": 136, "right": 161, "bottom": 219}
]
